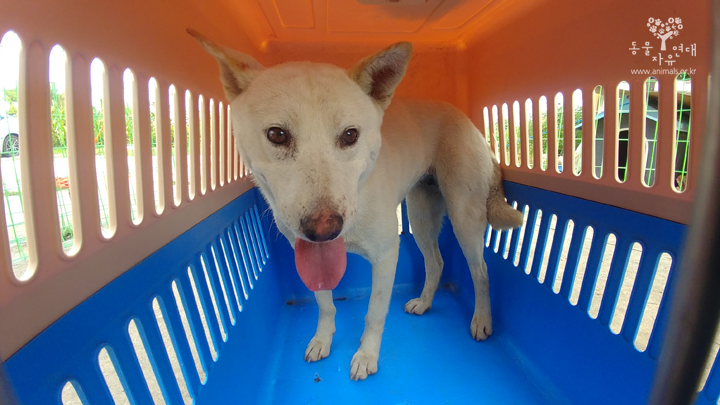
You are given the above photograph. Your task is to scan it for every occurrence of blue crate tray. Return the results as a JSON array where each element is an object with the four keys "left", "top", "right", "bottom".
[{"left": 5, "top": 182, "right": 710, "bottom": 405}]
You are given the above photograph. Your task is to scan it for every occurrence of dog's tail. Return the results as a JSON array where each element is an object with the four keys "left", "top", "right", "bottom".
[{"left": 487, "top": 159, "right": 523, "bottom": 230}]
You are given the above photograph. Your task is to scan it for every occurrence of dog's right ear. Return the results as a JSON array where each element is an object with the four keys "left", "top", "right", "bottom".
[
  {"left": 348, "top": 42, "right": 413, "bottom": 110},
  {"left": 187, "top": 28, "right": 263, "bottom": 102}
]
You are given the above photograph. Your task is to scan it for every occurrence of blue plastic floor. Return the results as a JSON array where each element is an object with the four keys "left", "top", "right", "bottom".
[{"left": 259, "top": 289, "right": 553, "bottom": 405}]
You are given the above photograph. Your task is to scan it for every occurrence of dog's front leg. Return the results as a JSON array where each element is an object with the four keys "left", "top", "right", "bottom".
[
  {"left": 350, "top": 242, "right": 399, "bottom": 380},
  {"left": 305, "top": 290, "right": 336, "bottom": 362}
]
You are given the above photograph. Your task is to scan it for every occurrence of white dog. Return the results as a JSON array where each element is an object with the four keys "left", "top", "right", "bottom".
[{"left": 189, "top": 30, "right": 523, "bottom": 381}]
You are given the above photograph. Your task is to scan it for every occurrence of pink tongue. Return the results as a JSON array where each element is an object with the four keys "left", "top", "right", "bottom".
[{"left": 295, "top": 237, "right": 347, "bottom": 291}]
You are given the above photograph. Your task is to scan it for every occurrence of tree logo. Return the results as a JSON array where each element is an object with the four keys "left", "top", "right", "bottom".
[{"left": 648, "top": 17, "right": 682, "bottom": 51}]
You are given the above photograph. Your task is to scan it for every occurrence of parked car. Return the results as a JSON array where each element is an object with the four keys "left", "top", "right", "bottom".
[{"left": 0, "top": 114, "right": 19, "bottom": 157}]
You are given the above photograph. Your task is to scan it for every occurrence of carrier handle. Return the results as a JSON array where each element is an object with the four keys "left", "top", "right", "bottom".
[{"left": 649, "top": 1, "right": 720, "bottom": 403}]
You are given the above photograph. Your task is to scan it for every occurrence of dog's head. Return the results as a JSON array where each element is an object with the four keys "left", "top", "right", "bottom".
[{"left": 189, "top": 29, "right": 412, "bottom": 243}]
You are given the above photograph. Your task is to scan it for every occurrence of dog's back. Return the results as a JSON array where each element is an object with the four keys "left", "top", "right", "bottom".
[{"left": 378, "top": 98, "right": 522, "bottom": 231}]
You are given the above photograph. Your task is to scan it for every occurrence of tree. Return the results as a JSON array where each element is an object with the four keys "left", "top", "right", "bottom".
[
  {"left": 50, "top": 83, "right": 67, "bottom": 148},
  {"left": 648, "top": 17, "right": 682, "bottom": 51},
  {"left": 3, "top": 89, "right": 17, "bottom": 116}
]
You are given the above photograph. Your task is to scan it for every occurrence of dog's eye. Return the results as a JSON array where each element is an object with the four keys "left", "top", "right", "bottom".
[
  {"left": 266, "top": 127, "right": 290, "bottom": 146},
  {"left": 340, "top": 128, "right": 359, "bottom": 147}
]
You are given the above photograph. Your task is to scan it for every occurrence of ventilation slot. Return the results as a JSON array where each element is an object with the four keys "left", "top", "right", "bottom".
[
  {"left": 610, "top": 242, "right": 643, "bottom": 334},
  {"left": 212, "top": 245, "right": 236, "bottom": 323},
  {"left": 572, "top": 89, "right": 583, "bottom": 175},
  {"left": 493, "top": 227, "right": 502, "bottom": 253},
  {"left": 483, "top": 107, "right": 491, "bottom": 147},
  {"left": 199, "top": 95, "right": 208, "bottom": 195},
  {"left": 185, "top": 90, "right": 196, "bottom": 200},
  {"left": 554, "top": 92, "right": 564, "bottom": 173},
  {"left": 98, "top": 346, "right": 132, "bottom": 405},
  {"left": 569, "top": 226, "right": 595, "bottom": 306},
  {"left": 200, "top": 255, "right": 228, "bottom": 341},
  {"left": 502, "top": 202, "right": 518, "bottom": 259},
  {"left": 187, "top": 266, "right": 218, "bottom": 360},
  {"left": 512, "top": 206, "right": 530, "bottom": 267},
  {"left": 538, "top": 96, "right": 548, "bottom": 170},
  {"left": 48, "top": 44, "right": 76, "bottom": 255},
  {"left": 169, "top": 85, "right": 181, "bottom": 207},
  {"left": 491, "top": 105, "right": 500, "bottom": 159},
  {"left": 172, "top": 280, "right": 207, "bottom": 383},
  {"left": 643, "top": 76, "right": 659, "bottom": 187},
  {"left": 218, "top": 102, "right": 225, "bottom": 187},
  {"left": 593, "top": 85, "right": 605, "bottom": 179},
  {"left": 124, "top": 69, "right": 141, "bottom": 224},
  {"left": 501, "top": 103, "right": 510, "bottom": 165},
  {"left": 248, "top": 210, "right": 267, "bottom": 266},
  {"left": 617, "top": 81, "right": 630, "bottom": 183},
  {"left": 674, "top": 73, "right": 691, "bottom": 192},
  {"left": 485, "top": 224, "right": 493, "bottom": 248},
  {"left": 128, "top": 319, "right": 166, "bottom": 405},
  {"left": 230, "top": 223, "right": 254, "bottom": 291},
  {"left": 220, "top": 236, "right": 244, "bottom": 310},
  {"left": 148, "top": 78, "right": 162, "bottom": 215},
  {"left": 152, "top": 297, "right": 192, "bottom": 404},
  {"left": 525, "top": 99, "right": 534, "bottom": 169},
  {"left": 254, "top": 206, "right": 270, "bottom": 258},
  {"left": 61, "top": 381, "right": 86, "bottom": 405},
  {"left": 524, "top": 209, "right": 543, "bottom": 274},
  {"left": 90, "top": 58, "right": 114, "bottom": 239},
  {"left": 241, "top": 217, "right": 260, "bottom": 279},
  {"left": 0, "top": 31, "right": 30, "bottom": 280},
  {"left": 588, "top": 233, "right": 617, "bottom": 319},
  {"left": 233, "top": 222, "right": 255, "bottom": 288},
  {"left": 512, "top": 101, "right": 521, "bottom": 167},
  {"left": 553, "top": 219, "right": 575, "bottom": 293},
  {"left": 209, "top": 98, "right": 217, "bottom": 191},
  {"left": 634, "top": 252, "right": 672, "bottom": 351},
  {"left": 537, "top": 214, "right": 558, "bottom": 284}
]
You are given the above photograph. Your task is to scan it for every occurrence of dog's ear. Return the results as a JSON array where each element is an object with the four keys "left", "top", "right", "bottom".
[
  {"left": 348, "top": 42, "right": 413, "bottom": 110},
  {"left": 187, "top": 28, "right": 264, "bottom": 102}
]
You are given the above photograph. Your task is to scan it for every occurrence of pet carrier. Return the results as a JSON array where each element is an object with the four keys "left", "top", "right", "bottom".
[{"left": 0, "top": 0, "right": 718, "bottom": 403}]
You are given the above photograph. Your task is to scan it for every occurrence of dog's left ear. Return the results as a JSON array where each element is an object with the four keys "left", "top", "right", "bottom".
[
  {"left": 187, "top": 28, "right": 264, "bottom": 102},
  {"left": 348, "top": 42, "right": 413, "bottom": 110}
]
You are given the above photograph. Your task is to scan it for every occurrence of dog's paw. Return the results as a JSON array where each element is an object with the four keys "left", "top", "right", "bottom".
[
  {"left": 350, "top": 350, "right": 378, "bottom": 381},
  {"left": 304, "top": 336, "right": 332, "bottom": 362},
  {"left": 404, "top": 297, "right": 432, "bottom": 315},
  {"left": 471, "top": 313, "right": 493, "bottom": 341}
]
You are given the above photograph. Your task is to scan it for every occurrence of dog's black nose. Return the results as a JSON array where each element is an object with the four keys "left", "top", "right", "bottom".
[{"left": 300, "top": 209, "right": 344, "bottom": 242}]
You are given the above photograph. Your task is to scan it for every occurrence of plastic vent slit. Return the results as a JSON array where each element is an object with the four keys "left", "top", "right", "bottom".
[
  {"left": 186, "top": 266, "right": 218, "bottom": 361},
  {"left": 588, "top": 233, "right": 617, "bottom": 319},
  {"left": 569, "top": 226, "right": 595, "bottom": 305},
  {"left": 200, "top": 254, "right": 228, "bottom": 341},
  {"left": 171, "top": 279, "right": 208, "bottom": 384},
  {"left": 553, "top": 219, "right": 575, "bottom": 293},
  {"left": 634, "top": 253, "right": 672, "bottom": 351},
  {"left": 209, "top": 244, "right": 236, "bottom": 325},
  {"left": 127, "top": 318, "right": 167, "bottom": 405},
  {"left": 230, "top": 223, "right": 253, "bottom": 292},
  {"left": 512, "top": 205, "right": 530, "bottom": 267},
  {"left": 610, "top": 242, "right": 643, "bottom": 334},
  {"left": 537, "top": 214, "right": 558, "bottom": 284},
  {"left": 61, "top": 381, "right": 86, "bottom": 405},
  {"left": 97, "top": 346, "right": 132, "bottom": 405},
  {"left": 152, "top": 297, "right": 192, "bottom": 404}
]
